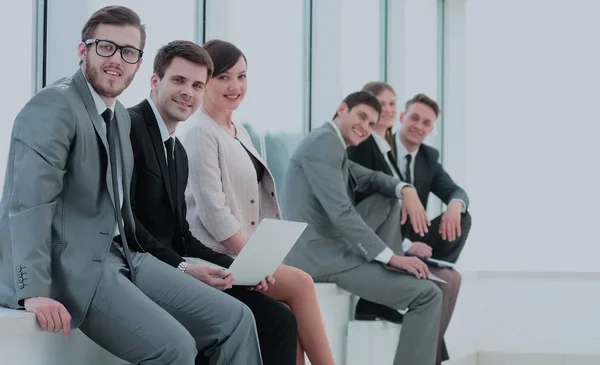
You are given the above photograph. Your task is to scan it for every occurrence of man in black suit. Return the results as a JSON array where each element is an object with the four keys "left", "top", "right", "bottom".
[
  {"left": 392, "top": 93, "right": 471, "bottom": 263},
  {"left": 128, "top": 40, "right": 297, "bottom": 365}
]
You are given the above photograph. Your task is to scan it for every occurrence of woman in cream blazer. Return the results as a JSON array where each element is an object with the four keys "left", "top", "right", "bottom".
[{"left": 180, "top": 39, "right": 335, "bottom": 365}]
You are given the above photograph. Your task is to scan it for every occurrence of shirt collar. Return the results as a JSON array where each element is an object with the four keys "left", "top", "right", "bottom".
[
  {"left": 84, "top": 77, "right": 115, "bottom": 116},
  {"left": 147, "top": 97, "right": 176, "bottom": 143},
  {"left": 371, "top": 132, "right": 391, "bottom": 154},
  {"left": 327, "top": 121, "right": 346, "bottom": 148},
  {"left": 395, "top": 132, "right": 419, "bottom": 160}
]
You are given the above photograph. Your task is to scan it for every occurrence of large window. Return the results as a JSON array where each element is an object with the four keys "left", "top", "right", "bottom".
[
  {"left": 203, "top": 0, "right": 310, "bottom": 196},
  {"left": 387, "top": 0, "right": 445, "bottom": 216},
  {"left": 0, "top": 0, "right": 37, "bottom": 185},
  {"left": 310, "top": 0, "right": 385, "bottom": 128}
]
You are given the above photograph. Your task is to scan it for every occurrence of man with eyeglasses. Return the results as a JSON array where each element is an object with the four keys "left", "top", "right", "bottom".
[{"left": 0, "top": 6, "right": 262, "bottom": 365}]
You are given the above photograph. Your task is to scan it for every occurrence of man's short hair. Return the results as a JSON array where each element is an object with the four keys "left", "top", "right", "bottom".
[
  {"left": 153, "top": 40, "right": 214, "bottom": 80},
  {"left": 81, "top": 6, "right": 146, "bottom": 50},
  {"left": 333, "top": 90, "right": 382, "bottom": 120},
  {"left": 405, "top": 93, "right": 440, "bottom": 117}
]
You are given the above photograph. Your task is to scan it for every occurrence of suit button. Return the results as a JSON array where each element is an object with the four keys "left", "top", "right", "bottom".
[
  {"left": 271, "top": 192, "right": 274, "bottom": 197},
  {"left": 251, "top": 221, "right": 255, "bottom": 226},
  {"left": 17, "top": 272, "right": 22, "bottom": 278},
  {"left": 250, "top": 199, "right": 255, "bottom": 204},
  {"left": 18, "top": 283, "right": 24, "bottom": 289},
  {"left": 16, "top": 266, "right": 22, "bottom": 272},
  {"left": 18, "top": 278, "right": 23, "bottom": 283}
]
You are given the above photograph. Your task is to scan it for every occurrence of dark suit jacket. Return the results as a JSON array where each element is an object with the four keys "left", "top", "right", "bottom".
[
  {"left": 128, "top": 100, "right": 233, "bottom": 269},
  {"left": 347, "top": 134, "right": 469, "bottom": 209}
]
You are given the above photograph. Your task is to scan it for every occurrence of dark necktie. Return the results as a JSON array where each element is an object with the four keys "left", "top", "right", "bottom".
[
  {"left": 405, "top": 154, "right": 413, "bottom": 184},
  {"left": 164, "top": 137, "right": 178, "bottom": 212},
  {"left": 102, "top": 109, "right": 136, "bottom": 283}
]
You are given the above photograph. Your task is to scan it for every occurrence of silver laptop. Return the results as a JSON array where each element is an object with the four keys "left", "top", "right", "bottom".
[{"left": 185, "top": 218, "right": 307, "bottom": 286}]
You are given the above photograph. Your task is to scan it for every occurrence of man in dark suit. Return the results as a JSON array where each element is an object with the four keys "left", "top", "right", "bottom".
[
  {"left": 0, "top": 7, "right": 261, "bottom": 365},
  {"left": 128, "top": 40, "right": 297, "bottom": 365},
  {"left": 393, "top": 93, "right": 471, "bottom": 263}
]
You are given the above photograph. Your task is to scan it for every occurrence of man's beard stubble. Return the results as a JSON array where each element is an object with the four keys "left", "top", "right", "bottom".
[{"left": 84, "top": 54, "right": 135, "bottom": 99}]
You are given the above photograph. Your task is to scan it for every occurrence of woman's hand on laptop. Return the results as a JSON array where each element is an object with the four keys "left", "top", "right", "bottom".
[
  {"left": 185, "top": 264, "right": 235, "bottom": 291},
  {"left": 250, "top": 276, "right": 275, "bottom": 291}
]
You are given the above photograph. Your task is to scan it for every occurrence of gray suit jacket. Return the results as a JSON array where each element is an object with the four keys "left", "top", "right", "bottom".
[
  {"left": 0, "top": 69, "right": 137, "bottom": 328},
  {"left": 282, "top": 122, "right": 402, "bottom": 278}
]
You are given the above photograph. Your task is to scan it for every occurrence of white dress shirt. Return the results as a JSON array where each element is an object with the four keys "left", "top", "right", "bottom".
[
  {"left": 147, "top": 97, "right": 177, "bottom": 161},
  {"left": 85, "top": 79, "right": 122, "bottom": 238},
  {"left": 328, "top": 121, "right": 408, "bottom": 264},
  {"left": 393, "top": 133, "right": 466, "bottom": 252}
]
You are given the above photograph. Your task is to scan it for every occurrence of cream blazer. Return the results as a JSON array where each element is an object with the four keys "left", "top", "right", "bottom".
[{"left": 179, "top": 110, "right": 281, "bottom": 257}]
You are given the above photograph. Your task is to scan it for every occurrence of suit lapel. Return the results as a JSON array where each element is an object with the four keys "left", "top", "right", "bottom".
[
  {"left": 367, "top": 136, "right": 393, "bottom": 176},
  {"left": 413, "top": 150, "right": 427, "bottom": 194},
  {"left": 72, "top": 70, "right": 116, "bottom": 206},
  {"left": 139, "top": 100, "right": 176, "bottom": 212},
  {"left": 115, "top": 104, "right": 133, "bottom": 198},
  {"left": 114, "top": 103, "right": 137, "bottom": 237},
  {"left": 174, "top": 141, "right": 187, "bottom": 227},
  {"left": 323, "top": 123, "right": 356, "bottom": 201},
  {"left": 391, "top": 132, "right": 411, "bottom": 182},
  {"left": 387, "top": 151, "right": 402, "bottom": 178}
]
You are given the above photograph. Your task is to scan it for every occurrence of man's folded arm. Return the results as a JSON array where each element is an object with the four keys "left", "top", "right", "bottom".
[
  {"left": 349, "top": 160, "right": 412, "bottom": 199},
  {"left": 180, "top": 199, "right": 233, "bottom": 269},
  {"left": 10, "top": 88, "right": 75, "bottom": 304},
  {"left": 133, "top": 216, "right": 185, "bottom": 268},
  {"left": 300, "top": 140, "right": 390, "bottom": 261}
]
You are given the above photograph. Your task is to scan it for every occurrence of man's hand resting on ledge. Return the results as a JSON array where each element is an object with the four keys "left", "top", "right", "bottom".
[{"left": 24, "top": 297, "right": 72, "bottom": 337}]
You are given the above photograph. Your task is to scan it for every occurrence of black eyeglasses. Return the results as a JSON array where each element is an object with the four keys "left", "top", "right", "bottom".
[{"left": 85, "top": 39, "right": 143, "bottom": 64}]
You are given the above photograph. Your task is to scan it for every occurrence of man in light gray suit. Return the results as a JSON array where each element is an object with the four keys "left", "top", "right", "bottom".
[
  {"left": 0, "top": 6, "right": 261, "bottom": 365},
  {"left": 283, "top": 91, "right": 442, "bottom": 365}
]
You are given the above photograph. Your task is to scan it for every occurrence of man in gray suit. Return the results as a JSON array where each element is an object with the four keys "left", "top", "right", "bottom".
[
  {"left": 283, "top": 91, "right": 442, "bottom": 365},
  {"left": 0, "top": 6, "right": 261, "bottom": 365}
]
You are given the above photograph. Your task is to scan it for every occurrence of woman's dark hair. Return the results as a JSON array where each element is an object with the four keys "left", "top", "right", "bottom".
[
  {"left": 203, "top": 39, "right": 247, "bottom": 76},
  {"left": 362, "top": 81, "right": 396, "bottom": 99}
]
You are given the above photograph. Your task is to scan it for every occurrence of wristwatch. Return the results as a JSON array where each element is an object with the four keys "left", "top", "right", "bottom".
[{"left": 177, "top": 261, "right": 188, "bottom": 273}]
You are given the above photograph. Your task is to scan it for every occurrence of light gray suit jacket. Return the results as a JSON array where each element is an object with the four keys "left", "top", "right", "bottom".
[
  {"left": 0, "top": 69, "right": 137, "bottom": 328},
  {"left": 282, "top": 122, "right": 402, "bottom": 278}
]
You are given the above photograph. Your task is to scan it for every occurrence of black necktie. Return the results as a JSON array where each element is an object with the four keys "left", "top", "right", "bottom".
[
  {"left": 102, "top": 109, "right": 135, "bottom": 283},
  {"left": 164, "top": 137, "right": 178, "bottom": 212},
  {"left": 405, "top": 154, "right": 413, "bottom": 184}
]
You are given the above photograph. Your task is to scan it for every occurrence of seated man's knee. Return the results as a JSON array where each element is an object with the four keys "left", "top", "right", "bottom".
[
  {"left": 237, "top": 302, "right": 257, "bottom": 331},
  {"left": 160, "top": 325, "right": 198, "bottom": 363}
]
